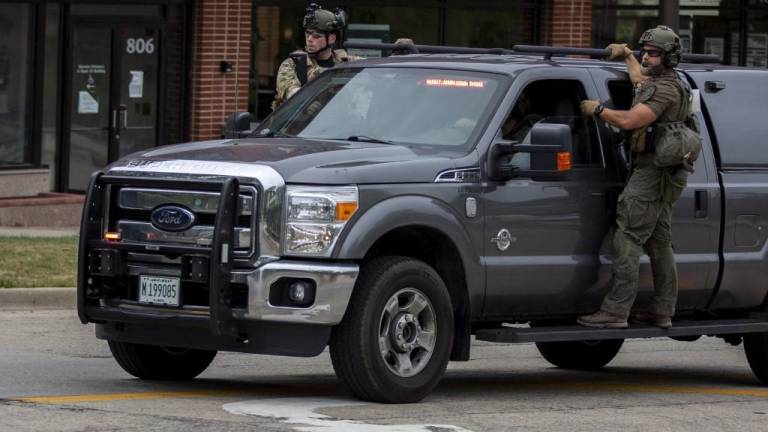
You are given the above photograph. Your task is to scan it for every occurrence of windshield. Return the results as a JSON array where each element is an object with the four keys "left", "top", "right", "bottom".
[{"left": 255, "top": 67, "right": 506, "bottom": 149}]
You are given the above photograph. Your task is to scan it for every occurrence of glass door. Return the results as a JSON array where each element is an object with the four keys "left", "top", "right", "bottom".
[
  {"left": 69, "top": 27, "right": 111, "bottom": 190},
  {"left": 116, "top": 27, "right": 160, "bottom": 158},
  {"left": 67, "top": 23, "right": 160, "bottom": 191}
]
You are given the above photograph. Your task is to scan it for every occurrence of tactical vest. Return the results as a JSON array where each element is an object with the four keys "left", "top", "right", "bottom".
[{"left": 652, "top": 79, "right": 703, "bottom": 173}]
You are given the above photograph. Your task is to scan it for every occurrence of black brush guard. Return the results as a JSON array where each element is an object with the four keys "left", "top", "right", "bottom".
[{"left": 77, "top": 172, "right": 244, "bottom": 339}]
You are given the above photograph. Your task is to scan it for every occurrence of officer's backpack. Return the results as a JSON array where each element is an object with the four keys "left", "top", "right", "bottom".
[{"left": 653, "top": 79, "right": 703, "bottom": 173}]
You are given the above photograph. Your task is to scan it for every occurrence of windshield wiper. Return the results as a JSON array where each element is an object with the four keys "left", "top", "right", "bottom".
[{"left": 345, "top": 135, "right": 395, "bottom": 145}]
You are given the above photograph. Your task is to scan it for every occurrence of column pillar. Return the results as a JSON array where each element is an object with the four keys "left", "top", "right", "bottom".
[{"left": 190, "top": 0, "right": 252, "bottom": 141}]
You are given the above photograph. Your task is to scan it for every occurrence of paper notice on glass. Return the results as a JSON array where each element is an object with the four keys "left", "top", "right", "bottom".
[
  {"left": 129, "top": 71, "right": 144, "bottom": 98},
  {"left": 78, "top": 91, "right": 99, "bottom": 114}
]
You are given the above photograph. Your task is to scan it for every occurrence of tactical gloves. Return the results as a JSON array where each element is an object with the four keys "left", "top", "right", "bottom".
[
  {"left": 606, "top": 43, "right": 632, "bottom": 61},
  {"left": 580, "top": 99, "right": 602, "bottom": 117}
]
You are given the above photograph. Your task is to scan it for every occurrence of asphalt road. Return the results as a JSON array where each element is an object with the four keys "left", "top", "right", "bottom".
[{"left": 2, "top": 309, "right": 767, "bottom": 432}]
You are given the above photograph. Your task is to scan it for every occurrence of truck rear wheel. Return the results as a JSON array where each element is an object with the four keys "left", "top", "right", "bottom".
[
  {"left": 744, "top": 332, "right": 768, "bottom": 384},
  {"left": 330, "top": 256, "right": 454, "bottom": 403},
  {"left": 108, "top": 340, "right": 216, "bottom": 380},
  {"left": 535, "top": 339, "right": 624, "bottom": 370}
]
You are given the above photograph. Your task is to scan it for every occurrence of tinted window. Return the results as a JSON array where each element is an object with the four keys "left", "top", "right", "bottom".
[
  {"left": 257, "top": 67, "right": 506, "bottom": 150},
  {"left": 687, "top": 70, "right": 768, "bottom": 167},
  {"left": 607, "top": 80, "right": 633, "bottom": 110},
  {"left": 501, "top": 79, "right": 602, "bottom": 169},
  {"left": 0, "top": 3, "right": 31, "bottom": 165}
]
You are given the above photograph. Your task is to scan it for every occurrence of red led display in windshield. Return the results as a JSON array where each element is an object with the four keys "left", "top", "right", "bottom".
[{"left": 423, "top": 78, "right": 486, "bottom": 89}]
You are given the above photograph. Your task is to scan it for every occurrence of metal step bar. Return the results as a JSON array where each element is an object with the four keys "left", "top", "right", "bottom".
[
  {"left": 475, "top": 319, "right": 768, "bottom": 343},
  {"left": 343, "top": 41, "right": 721, "bottom": 64}
]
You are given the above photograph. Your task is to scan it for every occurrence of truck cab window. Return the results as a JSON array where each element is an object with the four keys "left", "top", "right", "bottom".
[
  {"left": 607, "top": 80, "right": 633, "bottom": 110},
  {"left": 503, "top": 79, "right": 602, "bottom": 170}
]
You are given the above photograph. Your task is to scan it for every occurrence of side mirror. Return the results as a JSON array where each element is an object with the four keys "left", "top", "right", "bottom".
[
  {"left": 488, "top": 123, "right": 573, "bottom": 181},
  {"left": 223, "top": 111, "right": 253, "bottom": 138}
]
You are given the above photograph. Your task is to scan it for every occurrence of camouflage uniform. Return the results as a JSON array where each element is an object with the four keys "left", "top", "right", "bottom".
[
  {"left": 271, "top": 48, "right": 358, "bottom": 110},
  {"left": 599, "top": 68, "right": 688, "bottom": 319}
]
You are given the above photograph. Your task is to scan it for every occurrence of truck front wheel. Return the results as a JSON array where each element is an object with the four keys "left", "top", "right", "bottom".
[
  {"left": 535, "top": 339, "right": 624, "bottom": 370},
  {"left": 330, "top": 256, "right": 454, "bottom": 403},
  {"left": 744, "top": 332, "right": 768, "bottom": 384},
  {"left": 108, "top": 340, "right": 217, "bottom": 380}
]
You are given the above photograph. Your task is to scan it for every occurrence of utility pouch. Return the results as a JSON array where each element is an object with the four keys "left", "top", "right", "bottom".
[
  {"left": 629, "top": 128, "right": 646, "bottom": 152},
  {"left": 660, "top": 167, "right": 689, "bottom": 203},
  {"left": 629, "top": 126, "right": 655, "bottom": 153},
  {"left": 653, "top": 121, "right": 702, "bottom": 172}
]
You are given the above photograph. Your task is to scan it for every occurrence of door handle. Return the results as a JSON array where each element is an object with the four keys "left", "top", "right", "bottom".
[
  {"left": 112, "top": 105, "right": 128, "bottom": 139},
  {"left": 118, "top": 104, "right": 128, "bottom": 130},
  {"left": 695, "top": 190, "right": 708, "bottom": 219}
]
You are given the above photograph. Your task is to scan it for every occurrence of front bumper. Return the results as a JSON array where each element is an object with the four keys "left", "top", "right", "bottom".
[
  {"left": 234, "top": 260, "right": 358, "bottom": 325},
  {"left": 87, "top": 260, "right": 358, "bottom": 357},
  {"left": 85, "top": 259, "right": 358, "bottom": 326}
]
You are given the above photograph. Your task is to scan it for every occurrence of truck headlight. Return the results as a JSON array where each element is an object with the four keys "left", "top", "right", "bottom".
[{"left": 284, "top": 186, "right": 358, "bottom": 257}]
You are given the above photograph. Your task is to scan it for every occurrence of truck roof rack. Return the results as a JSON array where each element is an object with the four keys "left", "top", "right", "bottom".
[{"left": 343, "top": 41, "right": 721, "bottom": 64}]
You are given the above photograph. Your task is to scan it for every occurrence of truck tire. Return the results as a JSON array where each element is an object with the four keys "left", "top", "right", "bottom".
[
  {"left": 330, "top": 256, "right": 454, "bottom": 403},
  {"left": 535, "top": 339, "right": 624, "bottom": 370},
  {"left": 744, "top": 332, "right": 768, "bottom": 384},
  {"left": 108, "top": 340, "right": 216, "bottom": 380}
]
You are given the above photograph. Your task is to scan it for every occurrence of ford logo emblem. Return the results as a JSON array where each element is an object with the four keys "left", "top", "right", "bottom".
[{"left": 150, "top": 205, "right": 196, "bottom": 232}]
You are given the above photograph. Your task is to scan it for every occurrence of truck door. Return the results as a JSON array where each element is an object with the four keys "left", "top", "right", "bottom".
[
  {"left": 588, "top": 68, "right": 720, "bottom": 312},
  {"left": 482, "top": 68, "right": 613, "bottom": 318}
]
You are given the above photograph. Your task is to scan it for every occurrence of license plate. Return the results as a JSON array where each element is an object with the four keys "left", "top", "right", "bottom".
[{"left": 138, "top": 276, "right": 180, "bottom": 306}]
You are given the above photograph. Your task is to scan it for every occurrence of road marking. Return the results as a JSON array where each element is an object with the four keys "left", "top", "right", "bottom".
[
  {"left": 547, "top": 382, "right": 768, "bottom": 398},
  {"left": 223, "top": 397, "right": 475, "bottom": 432},
  {"left": 13, "top": 381, "right": 768, "bottom": 405},
  {"left": 15, "top": 389, "right": 240, "bottom": 404}
]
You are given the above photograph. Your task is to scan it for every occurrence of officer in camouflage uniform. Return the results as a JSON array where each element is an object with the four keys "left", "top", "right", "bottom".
[
  {"left": 577, "top": 26, "right": 690, "bottom": 329},
  {"left": 272, "top": 3, "right": 359, "bottom": 110}
]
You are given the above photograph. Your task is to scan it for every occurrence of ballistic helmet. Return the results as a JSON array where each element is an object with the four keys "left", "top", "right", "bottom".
[
  {"left": 639, "top": 25, "right": 682, "bottom": 67},
  {"left": 303, "top": 3, "right": 346, "bottom": 33}
]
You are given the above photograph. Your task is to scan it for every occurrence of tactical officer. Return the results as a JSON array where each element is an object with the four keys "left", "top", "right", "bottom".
[
  {"left": 577, "top": 25, "right": 691, "bottom": 329},
  {"left": 272, "top": 3, "right": 358, "bottom": 110}
]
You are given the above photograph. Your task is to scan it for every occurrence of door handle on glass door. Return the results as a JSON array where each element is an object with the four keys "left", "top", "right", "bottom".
[{"left": 118, "top": 104, "right": 128, "bottom": 130}]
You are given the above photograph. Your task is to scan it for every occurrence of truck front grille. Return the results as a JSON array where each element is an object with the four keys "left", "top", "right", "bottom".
[{"left": 107, "top": 185, "right": 258, "bottom": 257}]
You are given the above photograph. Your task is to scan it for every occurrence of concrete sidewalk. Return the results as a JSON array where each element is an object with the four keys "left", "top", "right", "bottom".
[{"left": 0, "top": 288, "right": 76, "bottom": 310}]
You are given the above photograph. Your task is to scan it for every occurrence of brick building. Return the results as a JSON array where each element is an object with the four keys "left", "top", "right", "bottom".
[{"left": 0, "top": 0, "right": 765, "bottom": 196}]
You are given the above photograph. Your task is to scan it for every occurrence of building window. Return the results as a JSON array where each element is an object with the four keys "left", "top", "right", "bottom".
[
  {"left": 0, "top": 3, "right": 32, "bottom": 166},
  {"left": 593, "top": 0, "right": 768, "bottom": 67},
  {"left": 592, "top": 0, "right": 660, "bottom": 51},
  {"left": 445, "top": 1, "right": 538, "bottom": 48},
  {"left": 347, "top": 6, "right": 440, "bottom": 45},
  {"left": 744, "top": 2, "right": 768, "bottom": 67}
]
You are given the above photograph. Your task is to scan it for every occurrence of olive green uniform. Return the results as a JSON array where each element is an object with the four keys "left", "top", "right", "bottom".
[
  {"left": 272, "top": 49, "right": 358, "bottom": 110},
  {"left": 600, "top": 69, "right": 689, "bottom": 319}
]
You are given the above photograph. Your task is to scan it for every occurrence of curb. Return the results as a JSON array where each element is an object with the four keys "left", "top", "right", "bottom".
[{"left": 0, "top": 288, "right": 76, "bottom": 310}]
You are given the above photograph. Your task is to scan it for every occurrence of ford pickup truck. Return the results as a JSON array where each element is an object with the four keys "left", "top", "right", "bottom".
[{"left": 78, "top": 43, "right": 768, "bottom": 403}]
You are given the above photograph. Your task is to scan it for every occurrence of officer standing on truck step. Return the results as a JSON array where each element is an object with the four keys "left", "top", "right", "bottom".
[
  {"left": 577, "top": 25, "right": 692, "bottom": 329},
  {"left": 271, "top": 3, "right": 358, "bottom": 111}
]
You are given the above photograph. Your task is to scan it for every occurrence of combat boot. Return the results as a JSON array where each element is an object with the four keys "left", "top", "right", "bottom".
[
  {"left": 577, "top": 311, "right": 628, "bottom": 329},
  {"left": 630, "top": 312, "right": 673, "bottom": 329}
]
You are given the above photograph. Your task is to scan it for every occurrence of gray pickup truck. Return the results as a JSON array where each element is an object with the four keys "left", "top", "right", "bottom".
[{"left": 78, "top": 43, "right": 768, "bottom": 403}]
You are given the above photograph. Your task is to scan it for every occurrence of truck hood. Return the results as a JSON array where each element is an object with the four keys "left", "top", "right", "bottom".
[{"left": 109, "top": 138, "right": 462, "bottom": 184}]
